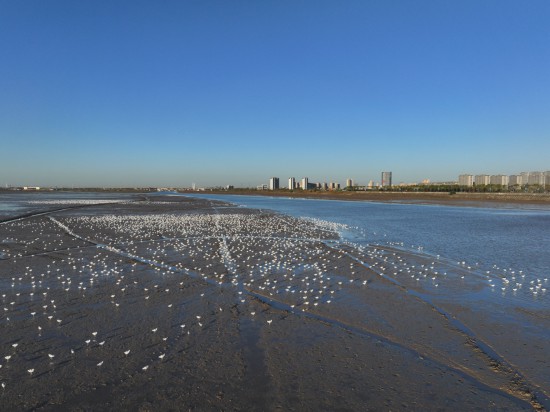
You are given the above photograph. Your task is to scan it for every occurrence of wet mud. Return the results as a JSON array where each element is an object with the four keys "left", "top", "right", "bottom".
[{"left": 0, "top": 196, "right": 548, "bottom": 410}]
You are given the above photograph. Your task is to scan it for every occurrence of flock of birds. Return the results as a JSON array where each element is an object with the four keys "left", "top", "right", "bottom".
[
  {"left": 0, "top": 202, "right": 365, "bottom": 395},
  {"left": 0, "top": 198, "right": 547, "bottom": 403}
]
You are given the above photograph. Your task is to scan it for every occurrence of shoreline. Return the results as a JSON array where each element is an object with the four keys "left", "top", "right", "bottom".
[
  {"left": 2, "top": 189, "right": 550, "bottom": 208},
  {"left": 188, "top": 190, "right": 550, "bottom": 208}
]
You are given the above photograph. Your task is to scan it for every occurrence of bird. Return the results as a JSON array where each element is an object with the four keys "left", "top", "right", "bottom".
[
  {"left": 97, "top": 361, "right": 104, "bottom": 367},
  {"left": 124, "top": 350, "right": 131, "bottom": 356}
]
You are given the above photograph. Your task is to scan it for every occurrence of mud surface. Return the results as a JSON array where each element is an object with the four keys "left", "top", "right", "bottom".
[
  {"left": 0, "top": 196, "right": 548, "bottom": 410},
  {"left": 202, "top": 190, "right": 550, "bottom": 209}
]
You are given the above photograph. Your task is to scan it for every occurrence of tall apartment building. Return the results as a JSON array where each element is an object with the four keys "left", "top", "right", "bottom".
[
  {"left": 381, "top": 172, "right": 392, "bottom": 187},
  {"left": 288, "top": 177, "right": 296, "bottom": 190},
  {"left": 490, "top": 175, "right": 509, "bottom": 186},
  {"left": 269, "top": 177, "right": 279, "bottom": 190},
  {"left": 509, "top": 175, "right": 522, "bottom": 186},
  {"left": 300, "top": 177, "right": 309, "bottom": 190},
  {"left": 458, "top": 174, "right": 474, "bottom": 187},
  {"left": 528, "top": 172, "right": 546, "bottom": 186},
  {"left": 346, "top": 178, "right": 353, "bottom": 188},
  {"left": 474, "top": 175, "right": 490, "bottom": 185}
]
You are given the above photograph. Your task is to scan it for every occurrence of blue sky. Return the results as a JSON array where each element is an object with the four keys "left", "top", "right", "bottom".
[{"left": 1, "top": 1, "right": 549, "bottom": 187}]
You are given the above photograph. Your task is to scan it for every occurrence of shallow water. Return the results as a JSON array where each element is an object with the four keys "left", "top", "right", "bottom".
[{"left": 189, "top": 196, "right": 550, "bottom": 271}]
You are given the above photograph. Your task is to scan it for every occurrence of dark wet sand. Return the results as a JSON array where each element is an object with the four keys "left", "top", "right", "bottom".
[{"left": 0, "top": 196, "right": 548, "bottom": 410}]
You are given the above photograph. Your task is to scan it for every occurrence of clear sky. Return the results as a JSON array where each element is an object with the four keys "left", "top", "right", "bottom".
[{"left": 1, "top": 1, "right": 549, "bottom": 187}]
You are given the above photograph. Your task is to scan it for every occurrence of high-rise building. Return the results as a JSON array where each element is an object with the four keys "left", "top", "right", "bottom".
[
  {"left": 490, "top": 175, "right": 509, "bottom": 186},
  {"left": 300, "top": 177, "right": 309, "bottom": 190},
  {"left": 381, "top": 172, "right": 392, "bottom": 187},
  {"left": 346, "top": 178, "right": 353, "bottom": 188},
  {"left": 474, "top": 175, "right": 490, "bottom": 185},
  {"left": 509, "top": 175, "right": 522, "bottom": 186},
  {"left": 528, "top": 172, "right": 545, "bottom": 186},
  {"left": 269, "top": 177, "right": 279, "bottom": 190},
  {"left": 458, "top": 174, "right": 474, "bottom": 187},
  {"left": 288, "top": 177, "right": 296, "bottom": 190}
]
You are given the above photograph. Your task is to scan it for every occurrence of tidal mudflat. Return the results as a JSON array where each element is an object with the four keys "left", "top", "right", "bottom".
[{"left": 0, "top": 195, "right": 548, "bottom": 410}]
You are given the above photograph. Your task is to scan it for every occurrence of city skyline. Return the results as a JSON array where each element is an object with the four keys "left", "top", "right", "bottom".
[{"left": 1, "top": 1, "right": 549, "bottom": 187}]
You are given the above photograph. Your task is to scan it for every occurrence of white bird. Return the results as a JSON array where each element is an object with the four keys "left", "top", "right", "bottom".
[{"left": 124, "top": 350, "right": 131, "bottom": 356}]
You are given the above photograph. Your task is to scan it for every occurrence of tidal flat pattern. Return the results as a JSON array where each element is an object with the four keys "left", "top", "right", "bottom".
[{"left": 0, "top": 196, "right": 548, "bottom": 410}]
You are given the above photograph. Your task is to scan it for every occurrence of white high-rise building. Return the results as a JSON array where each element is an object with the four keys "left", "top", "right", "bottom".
[
  {"left": 509, "top": 175, "right": 522, "bottom": 186},
  {"left": 300, "top": 177, "right": 309, "bottom": 190},
  {"left": 474, "top": 175, "right": 490, "bottom": 185},
  {"left": 288, "top": 177, "right": 296, "bottom": 190},
  {"left": 458, "top": 174, "right": 474, "bottom": 187},
  {"left": 490, "top": 175, "right": 509, "bottom": 186},
  {"left": 528, "top": 172, "right": 545, "bottom": 186},
  {"left": 269, "top": 177, "right": 279, "bottom": 190},
  {"left": 346, "top": 178, "right": 353, "bottom": 188}
]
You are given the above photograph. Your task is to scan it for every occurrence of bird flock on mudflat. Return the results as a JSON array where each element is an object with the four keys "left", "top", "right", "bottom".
[{"left": 0, "top": 199, "right": 546, "bottom": 395}]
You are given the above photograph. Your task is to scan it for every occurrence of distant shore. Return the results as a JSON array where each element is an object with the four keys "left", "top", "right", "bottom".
[
  {"left": 2, "top": 188, "right": 549, "bottom": 208},
  {"left": 184, "top": 190, "right": 550, "bottom": 207}
]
